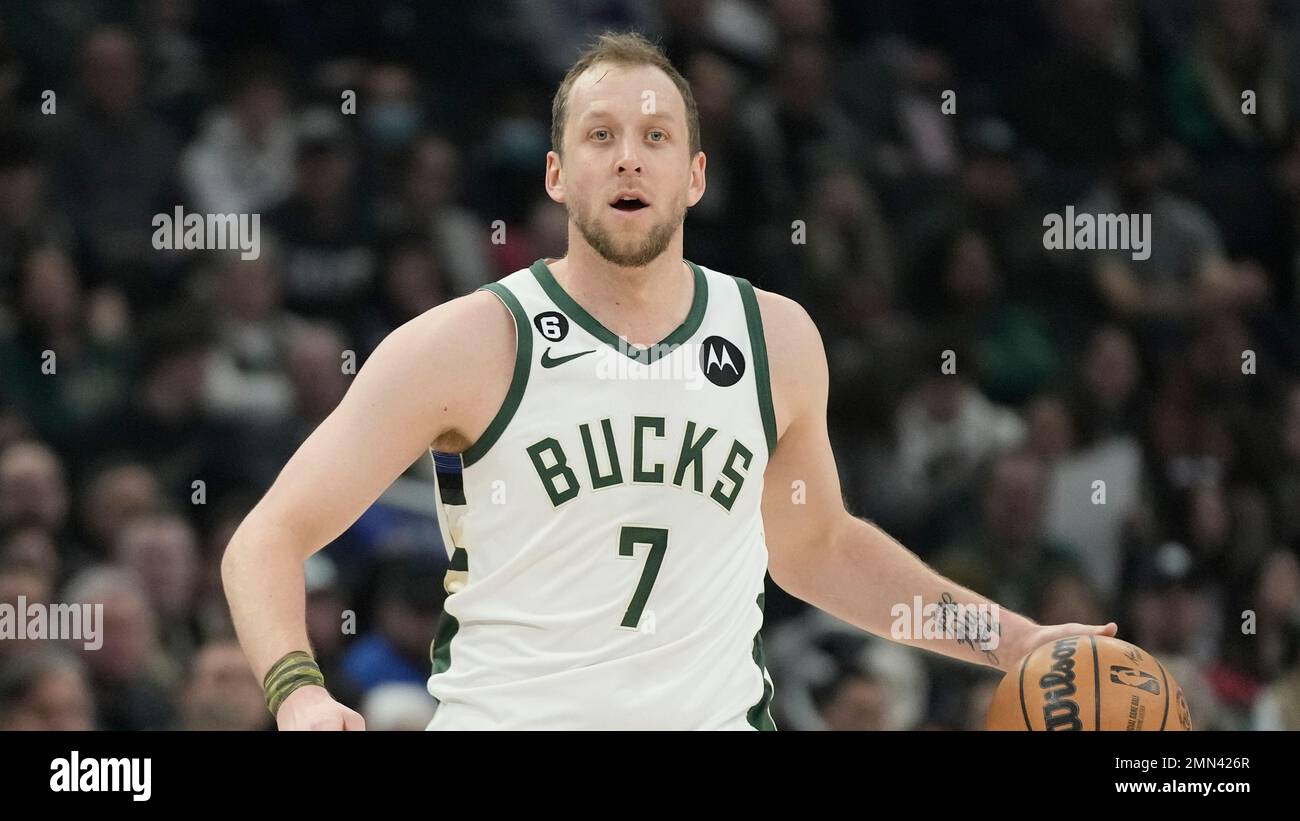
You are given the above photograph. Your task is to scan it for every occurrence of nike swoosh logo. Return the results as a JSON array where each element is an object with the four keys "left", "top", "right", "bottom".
[{"left": 540, "top": 347, "right": 596, "bottom": 368}]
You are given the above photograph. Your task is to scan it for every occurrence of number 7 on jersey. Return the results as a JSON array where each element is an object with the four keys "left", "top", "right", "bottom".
[{"left": 617, "top": 525, "right": 668, "bottom": 629}]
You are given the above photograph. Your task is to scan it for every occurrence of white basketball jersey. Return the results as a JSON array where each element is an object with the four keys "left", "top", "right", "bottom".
[{"left": 426, "top": 258, "right": 777, "bottom": 730}]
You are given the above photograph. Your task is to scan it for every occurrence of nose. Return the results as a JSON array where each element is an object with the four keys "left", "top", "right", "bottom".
[{"left": 616, "top": 134, "right": 643, "bottom": 175}]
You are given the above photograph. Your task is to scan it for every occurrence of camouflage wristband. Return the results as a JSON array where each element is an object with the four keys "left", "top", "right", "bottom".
[{"left": 263, "top": 650, "right": 326, "bottom": 716}]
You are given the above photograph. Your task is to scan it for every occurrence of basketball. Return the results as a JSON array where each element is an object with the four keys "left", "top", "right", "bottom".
[{"left": 986, "top": 635, "right": 1192, "bottom": 731}]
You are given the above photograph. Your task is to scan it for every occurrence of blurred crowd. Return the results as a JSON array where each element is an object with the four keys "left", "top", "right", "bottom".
[{"left": 1, "top": 0, "right": 1299, "bottom": 731}]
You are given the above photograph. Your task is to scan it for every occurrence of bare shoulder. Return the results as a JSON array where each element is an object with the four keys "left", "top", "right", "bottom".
[
  {"left": 374, "top": 288, "right": 518, "bottom": 452},
  {"left": 397, "top": 288, "right": 514, "bottom": 357},
  {"left": 750, "top": 286, "right": 827, "bottom": 438}
]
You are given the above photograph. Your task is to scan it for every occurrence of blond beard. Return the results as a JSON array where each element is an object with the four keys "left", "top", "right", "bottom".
[{"left": 568, "top": 195, "right": 686, "bottom": 268}]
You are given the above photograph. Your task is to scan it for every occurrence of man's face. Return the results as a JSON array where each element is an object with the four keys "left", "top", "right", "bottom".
[
  {"left": 183, "top": 642, "right": 268, "bottom": 731},
  {"left": 0, "top": 666, "right": 94, "bottom": 731},
  {"left": 546, "top": 63, "right": 705, "bottom": 267}
]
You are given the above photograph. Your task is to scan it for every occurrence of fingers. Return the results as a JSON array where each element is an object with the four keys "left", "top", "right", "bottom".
[
  {"left": 283, "top": 711, "right": 355, "bottom": 731},
  {"left": 1076, "top": 622, "right": 1118, "bottom": 637},
  {"left": 275, "top": 694, "right": 365, "bottom": 731},
  {"left": 308, "top": 716, "right": 344, "bottom": 731},
  {"left": 278, "top": 714, "right": 340, "bottom": 731},
  {"left": 342, "top": 709, "right": 367, "bottom": 731}
]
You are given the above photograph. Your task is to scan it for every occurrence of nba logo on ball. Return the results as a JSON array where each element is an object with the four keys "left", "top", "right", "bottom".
[{"left": 985, "top": 636, "right": 1192, "bottom": 731}]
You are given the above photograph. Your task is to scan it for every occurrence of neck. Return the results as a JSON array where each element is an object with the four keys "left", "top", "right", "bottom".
[{"left": 546, "top": 234, "right": 693, "bottom": 348}]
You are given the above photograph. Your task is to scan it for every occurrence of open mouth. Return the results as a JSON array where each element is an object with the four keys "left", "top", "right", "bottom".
[{"left": 610, "top": 196, "right": 649, "bottom": 211}]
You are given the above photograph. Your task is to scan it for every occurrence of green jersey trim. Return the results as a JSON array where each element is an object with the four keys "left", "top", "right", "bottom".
[
  {"left": 462, "top": 282, "right": 533, "bottom": 469},
  {"left": 747, "top": 592, "right": 777, "bottom": 730},
  {"left": 529, "top": 258, "right": 709, "bottom": 365},
  {"left": 734, "top": 277, "right": 777, "bottom": 457}
]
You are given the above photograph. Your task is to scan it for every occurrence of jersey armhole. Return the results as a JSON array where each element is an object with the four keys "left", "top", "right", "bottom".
[
  {"left": 460, "top": 282, "right": 532, "bottom": 468},
  {"left": 734, "top": 277, "right": 777, "bottom": 457}
]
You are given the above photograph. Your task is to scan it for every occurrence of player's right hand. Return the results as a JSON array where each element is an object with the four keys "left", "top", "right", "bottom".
[{"left": 275, "top": 685, "right": 366, "bottom": 731}]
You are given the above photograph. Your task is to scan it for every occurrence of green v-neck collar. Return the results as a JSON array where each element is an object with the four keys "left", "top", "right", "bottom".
[{"left": 529, "top": 258, "right": 708, "bottom": 364}]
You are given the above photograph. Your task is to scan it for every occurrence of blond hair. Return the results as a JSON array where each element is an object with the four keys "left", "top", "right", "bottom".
[{"left": 550, "top": 31, "right": 701, "bottom": 157}]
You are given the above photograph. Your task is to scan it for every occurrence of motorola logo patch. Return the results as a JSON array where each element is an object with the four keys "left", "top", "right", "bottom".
[{"left": 700, "top": 336, "right": 744, "bottom": 387}]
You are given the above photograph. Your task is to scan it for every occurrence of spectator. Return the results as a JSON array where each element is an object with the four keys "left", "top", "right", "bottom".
[
  {"left": 383, "top": 134, "right": 493, "bottom": 296},
  {"left": 341, "top": 555, "right": 446, "bottom": 694},
  {"left": 0, "top": 246, "right": 132, "bottom": 455},
  {"left": 181, "top": 59, "right": 297, "bottom": 215},
  {"left": 354, "top": 237, "right": 449, "bottom": 358},
  {"left": 887, "top": 358, "right": 1027, "bottom": 541},
  {"left": 268, "top": 109, "right": 376, "bottom": 323},
  {"left": 0, "top": 440, "right": 71, "bottom": 541},
  {"left": 0, "top": 647, "right": 95, "bottom": 731},
  {"left": 112, "top": 511, "right": 202, "bottom": 668},
  {"left": 175, "top": 638, "right": 272, "bottom": 731},
  {"left": 76, "top": 459, "right": 164, "bottom": 561},
  {"left": 200, "top": 245, "right": 305, "bottom": 423},
  {"left": 54, "top": 26, "right": 179, "bottom": 303},
  {"left": 934, "top": 449, "right": 1087, "bottom": 614},
  {"left": 63, "top": 566, "right": 173, "bottom": 730}
]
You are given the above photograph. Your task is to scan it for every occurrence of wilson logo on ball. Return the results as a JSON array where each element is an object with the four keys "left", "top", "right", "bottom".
[{"left": 1039, "top": 636, "right": 1082, "bottom": 731}]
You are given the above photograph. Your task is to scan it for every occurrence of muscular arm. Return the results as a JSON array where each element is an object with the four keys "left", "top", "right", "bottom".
[
  {"left": 757, "top": 290, "right": 1114, "bottom": 672},
  {"left": 220, "top": 291, "right": 514, "bottom": 691}
]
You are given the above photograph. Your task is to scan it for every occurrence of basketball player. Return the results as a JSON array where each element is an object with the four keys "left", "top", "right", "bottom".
[{"left": 222, "top": 32, "right": 1117, "bottom": 730}]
